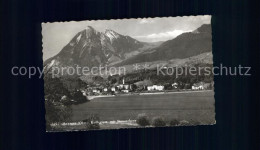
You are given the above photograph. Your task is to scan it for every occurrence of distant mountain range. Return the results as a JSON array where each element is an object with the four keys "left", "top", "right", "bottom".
[
  {"left": 44, "top": 24, "right": 212, "bottom": 74},
  {"left": 116, "top": 24, "right": 212, "bottom": 66}
]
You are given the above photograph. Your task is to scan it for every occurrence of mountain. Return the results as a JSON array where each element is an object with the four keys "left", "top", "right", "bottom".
[
  {"left": 116, "top": 24, "right": 212, "bottom": 66},
  {"left": 108, "top": 52, "right": 213, "bottom": 75},
  {"left": 44, "top": 26, "right": 159, "bottom": 69},
  {"left": 44, "top": 24, "right": 212, "bottom": 76}
]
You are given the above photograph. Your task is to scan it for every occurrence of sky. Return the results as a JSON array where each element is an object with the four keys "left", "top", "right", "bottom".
[{"left": 42, "top": 15, "right": 211, "bottom": 61}]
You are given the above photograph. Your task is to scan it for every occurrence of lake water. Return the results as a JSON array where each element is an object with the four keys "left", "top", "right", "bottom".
[{"left": 71, "top": 90, "right": 215, "bottom": 124}]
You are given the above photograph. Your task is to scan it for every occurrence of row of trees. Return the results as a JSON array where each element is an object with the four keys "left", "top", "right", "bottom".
[{"left": 136, "top": 114, "right": 200, "bottom": 127}]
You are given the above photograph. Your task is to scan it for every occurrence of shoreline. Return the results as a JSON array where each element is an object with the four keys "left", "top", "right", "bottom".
[
  {"left": 87, "top": 90, "right": 213, "bottom": 100},
  {"left": 87, "top": 95, "right": 115, "bottom": 100},
  {"left": 138, "top": 90, "right": 213, "bottom": 95}
]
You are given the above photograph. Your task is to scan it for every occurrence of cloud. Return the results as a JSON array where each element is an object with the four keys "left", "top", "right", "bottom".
[
  {"left": 139, "top": 19, "right": 154, "bottom": 24},
  {"left": 134, "top": 29, "right": 191, "bottom": 42}
]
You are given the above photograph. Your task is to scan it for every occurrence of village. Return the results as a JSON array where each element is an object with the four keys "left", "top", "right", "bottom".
[{"left": 80, "top": 78, "right": 214, "bottom": 97}]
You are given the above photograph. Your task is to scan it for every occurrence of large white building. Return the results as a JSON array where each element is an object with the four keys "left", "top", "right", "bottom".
[
  {"left": 111, "top": 87, "right": 116, "bottom": 91},
  {"left": 147, "top": 85, "right": 164, "bottom": 91},
  {"left": 192, "top": 82, "right": 211, "bottom": 90}
]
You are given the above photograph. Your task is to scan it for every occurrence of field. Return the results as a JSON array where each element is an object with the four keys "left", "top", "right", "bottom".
[{"left": 71, "top": 91, "right": 215, "bottom": 128}]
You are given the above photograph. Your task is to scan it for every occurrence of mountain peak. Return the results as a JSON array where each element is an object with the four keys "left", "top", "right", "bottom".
[
  {"left": 104, "top": 29, "right": 120, "bottom": 42},
  {"left": 105, "top": 29, "right": 116, "bottom": 33},
  {"left": 45, "top": 25, "right": 146, "bottom": 68},
  {"left": 83, "top": 26, "right": 99, "bottom": 36},
  {"left": 105, "top": 29, "right": 120, "bottom": 36},
  {"left": 85, "top": 26, "right": 94, "bottom": 30}
]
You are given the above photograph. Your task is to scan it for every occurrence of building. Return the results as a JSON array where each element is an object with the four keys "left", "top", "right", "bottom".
[
  {"left": 93, "top": 89, "right": 101, "bottom": 93},
  {"left": 192, "top": 84, "right": 204, "bottom": 90},
  {"left": 122, "top": 89, "right": 129, "bottom": 93},
  {"left": 123, "top": 84, "right": 129, "bottom": 90},
  {"left": 117, "top": 78, "right": 130, "bottom": 90},
  {"left": 80, "top": 90, "right": 87, "bottom": 96},
  {"left": 117, "top": 84, "right": 124, "bottom": 89},
  {"left": 111, "top": 87, "right": 116, "bottom": 91},
  {"left": 147, "top": 85, "right": 164, "bottom": 91},
  {"left": 192, "top": 82, "right": 211, "bottom": 90},
  {"left": 172, "top": 82, "right": 178, "bottom": 89},
  {"left": 82, "top": 91, "right": 87, "bottom": 96}
]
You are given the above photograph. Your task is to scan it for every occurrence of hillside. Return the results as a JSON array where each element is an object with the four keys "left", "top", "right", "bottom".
[{"left": 116, "top": 24, "right": 212, "bottom": 66}]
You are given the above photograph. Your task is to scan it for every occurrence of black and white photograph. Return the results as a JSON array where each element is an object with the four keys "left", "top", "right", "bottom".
[
  {"left": 2, "top": 0, "right": 259, "bottom": 148},
  {"left": 42, "top": 15, "right": 215, "bottom": 131}
]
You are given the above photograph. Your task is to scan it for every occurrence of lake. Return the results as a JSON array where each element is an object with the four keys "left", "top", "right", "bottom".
[{"left": 71, "top": 90, "right": 215, "bottom": 125}]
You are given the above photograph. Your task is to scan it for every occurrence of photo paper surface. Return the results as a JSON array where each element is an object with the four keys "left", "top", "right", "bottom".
[{"left": 42, "top": 15, "right": 215, "bottom": 131}]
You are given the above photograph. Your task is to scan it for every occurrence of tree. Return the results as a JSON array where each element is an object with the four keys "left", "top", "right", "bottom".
[
  {"left": 131, "top": 84, "right": 137, "bottom": 91},
  {"left": 44, "top": 75, "right": 72, "bottom": 102},
  {"left": 169, "top": 119, "right": 179, "bottom": 126},
  {"left": 72, "top": 90, "right": 88, "bottom": 104},
  {"left": 152, "top": 117, "right": 166, "bottom": 127},
  {"left": 45, "top": 100, "right": 72, "bottom": 130},
  {"left": 136, "top": 114, "right": 150, "bottom": 126},
  {"left": 83, "top": 114, "right": 100, "bottom": 130}
]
